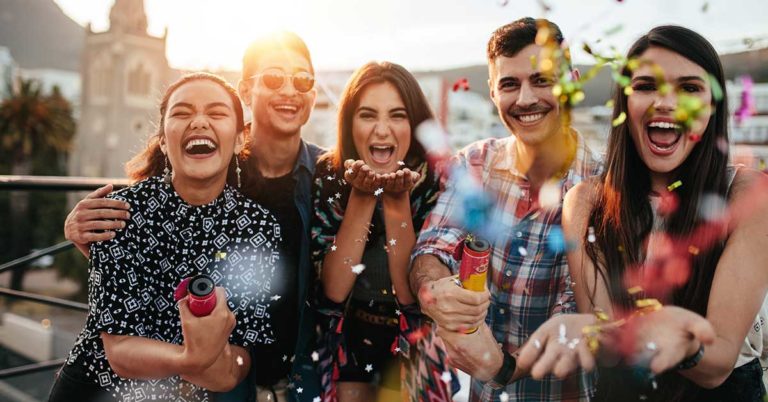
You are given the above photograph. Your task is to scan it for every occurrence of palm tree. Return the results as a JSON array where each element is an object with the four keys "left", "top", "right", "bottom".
[{"left": 0, "top": 77, "right": 76, "bottom": 290}]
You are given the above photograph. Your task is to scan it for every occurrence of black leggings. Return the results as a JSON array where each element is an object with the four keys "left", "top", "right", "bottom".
[{"left": 48, "top": 363, "right": 115, "bottom": 402}]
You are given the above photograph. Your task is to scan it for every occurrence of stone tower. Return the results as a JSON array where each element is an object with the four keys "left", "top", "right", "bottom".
[{"left": 69, "top": 0, "right": 175, "bottom": 178}]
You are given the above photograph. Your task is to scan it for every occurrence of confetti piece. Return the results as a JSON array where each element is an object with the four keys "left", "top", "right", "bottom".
[
  {"left": 518, "top": 246, "right": 528, "bottom": 256},
  {"left": 374, "top": 188, "right": 383, "bottom": 196},
  {"left": 311, "top": 351, "right": 319, "bottom": 362},
  {"left": 215, "top": 251, "right": 227, "bottom": 261},
  {"left": 351, "top": 264, "right": 365, "bottom": 274},
  {"left": 236, "top": 356, "right": 244, "bottom": 366},
  {"left": 667, "top": 180, "right": 682, "bottom": 192},
  {"left": 452, "top": 78, "right": 470, "bottom": 92},
  {"left": 547, "top": 226, "right": 566, "bottom": 253},
  {"left": 270, "top": 295, "right": 281, "bottom": 301},
  {"left": 587, "top": 226, "right": 596, "bottom": 243},
  {"left": 534, "top": 339, "right": 542, "bottom": 349},
  {"left": 735, "top": 75, "right": 757, "bottom": 125},
  {"left": 689, "top": 134, "right": 701, "bottom": 142},
  {"left": 708, "top": 74, "right": 723, "bottom": 101},
  {"left": 400, "top": 221, "right": 408, "bottom": 228},
  {"left": 627, "top": 286, "right": 643, "bottom": 295},
  {"left": 612, "top": 112, "right": 627, "bottom": 127},
  {"left": 500, "top": 392, "right": 510, "bottom": 402},
  {"left": 441, "top": 371, "right": 452, "bottom": 383},
  {"left": 330, "top": 245, "right": 337, "bottom": 251},
  {"left": 688, "top": 245, "right": 700, "bottom": 255},
  {"left": 604, "top": 24, "right": 623, "bottom": 36},
  {"left": 397, "top": 160, "right": 405, "bottom": 166},
  {"left": 389, "top": 238, "right": 397, "bottom": 246},
  {"left": 364, "top": 364, "right": 373, "bottom": 373}
]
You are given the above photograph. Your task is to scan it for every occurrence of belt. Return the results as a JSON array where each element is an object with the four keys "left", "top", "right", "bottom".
[{"left": 353, "top": 307, "right": 399, "bottom": 327}]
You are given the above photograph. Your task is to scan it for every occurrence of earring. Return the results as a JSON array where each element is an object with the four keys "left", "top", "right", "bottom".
[
  {"left": 163, "top": 156, "right": 171, "bottom": 184},
  {"left": 235, "top": 157, "right": 242, "bottom": 188}
]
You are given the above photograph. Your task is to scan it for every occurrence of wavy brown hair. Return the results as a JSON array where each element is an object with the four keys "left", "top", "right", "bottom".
[{"left": 124, "top": 72, "right": 247, "bottom": 184}]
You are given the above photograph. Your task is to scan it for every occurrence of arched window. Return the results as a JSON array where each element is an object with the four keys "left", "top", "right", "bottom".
[{"left": 127, "top": 63, "right": 150, "bottom": 96}]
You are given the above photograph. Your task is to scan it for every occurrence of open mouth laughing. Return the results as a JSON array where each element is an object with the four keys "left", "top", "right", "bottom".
[
  {"left": 369, "top": 144, "right": 396, "bottom": 165},
  {"left": 183, "top": 137, "right": 218, "bottom": 157},
  {"left": 646, "top": 120, "right": 683, "bottom": 155}
]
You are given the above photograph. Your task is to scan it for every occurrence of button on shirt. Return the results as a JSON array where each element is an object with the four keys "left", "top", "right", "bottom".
[{"left": 413, "top": 132, "right": 603, "bottom": 402}]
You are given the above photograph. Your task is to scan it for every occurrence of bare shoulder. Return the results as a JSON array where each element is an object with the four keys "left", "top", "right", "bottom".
[
  {"left": 563, "top": 178, "right": 601, "bottom": 217},
  {"left": 730, "top": 167, "right": 768, "bottom": 201}
]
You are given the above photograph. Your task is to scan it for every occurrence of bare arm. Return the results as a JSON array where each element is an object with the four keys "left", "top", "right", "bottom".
[
  {"left": 679, "top": 169, "right": 768, "bottom": 388},
  {"left": 101, "top": 288, "right": 246, "bottom": 392},
  {"left": 65, "top": 184, "right": 131, "bottom": 258}
]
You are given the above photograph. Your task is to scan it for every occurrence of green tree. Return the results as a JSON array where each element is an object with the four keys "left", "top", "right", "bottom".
[{"left": 0, "top": 78, "right": 76, "bottom": 291}]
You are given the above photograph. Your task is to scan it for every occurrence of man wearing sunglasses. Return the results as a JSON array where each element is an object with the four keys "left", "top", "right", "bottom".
[
  {"left": 63, "top": 31, "right": 324, "bottom": 402},
  {"left": 234, "top": 31, "right": 324, "bottom": 402}
]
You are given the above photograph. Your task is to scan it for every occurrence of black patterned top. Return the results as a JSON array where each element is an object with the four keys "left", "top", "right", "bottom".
[{"left": 64, "top": 175, "right": 281, "bottom": 402}]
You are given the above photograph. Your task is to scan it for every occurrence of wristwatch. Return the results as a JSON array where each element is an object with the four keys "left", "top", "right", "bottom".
[
  {"left": 676, "top": 344, "right": 705, "bottom": 370},
  {"left": 492, "top": 349, "right": 517, "bottom": 386}
]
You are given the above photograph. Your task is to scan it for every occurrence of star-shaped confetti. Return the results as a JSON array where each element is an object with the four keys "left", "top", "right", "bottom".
[
  {"left": 441, "top": 371, "right": 452, "bottom": 383},
  {"left": 330, "top": 245, "right": 337, "bottom": 252},
  {"left": 327, "top": 197, "right": 334, "bottom": 204},
  {"left": 395, "top": 309, "right": 401, "bottom": 316},
  {"left": 351, "top": 264, "right": 366, "bottom": 274},
  {"left": 374, "top": 188, "right": 384, "bottom": 196},
  {"left": 335, "top": 192, "right": 341, "bottom": 199},
  {"left": 397, "top": 161, "right": 405, "bottom": 166},
  {"left": 297, "top": 387, "right": 303, "bottom": 394},
  {"left": 270, "top": 295, "right": 282, "bottom": 301},
  {"left": 389, "top": 238, "right": 397, "bottom": 246},
  {"left": 282, "top": 355, "right": 288, "bottom": 362},
  {"left": 400, "top": 221, "right": 408, "bottom": 228},
  {"left": 364, "top": 364, "right": 373, "bottom": 373}
]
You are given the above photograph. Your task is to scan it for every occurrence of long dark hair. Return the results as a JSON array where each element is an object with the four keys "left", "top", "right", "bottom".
[
  {"left": 326, "top": 61, "right": 432, "bottom": 171},
  {"left": 125, "top": 72, "right": 247, "bottom": 184},
  {"left": 586, "top": 25, "right": 729, "bottom": 401}
]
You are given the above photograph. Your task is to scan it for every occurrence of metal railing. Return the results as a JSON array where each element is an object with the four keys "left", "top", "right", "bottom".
[{"left": 0, "top": 175, "right": 129, "bottom": 381}]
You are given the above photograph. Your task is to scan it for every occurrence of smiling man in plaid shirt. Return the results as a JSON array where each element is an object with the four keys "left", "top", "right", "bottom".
[{"left": 409, "top": 18, "right": 603, "bottom": 402}]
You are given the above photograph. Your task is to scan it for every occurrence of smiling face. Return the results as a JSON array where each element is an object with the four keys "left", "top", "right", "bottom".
[
  {"left": 351, "top": 81, "right": 411, "bottom": 174},
  {"left": 627, "top": 46, "right": 712, "bottom": 177},
  {"left": 162, "top": 79, "right": 243, "bottom": 188},
  {"left": 489, "top": 44, "right": 564, "bottom": 147},
  {"left": 239, "top": 50, "right": 317, "bottom": 140}
]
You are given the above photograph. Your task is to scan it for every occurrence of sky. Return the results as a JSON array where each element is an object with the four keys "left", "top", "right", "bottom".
[{"left": 53, "top": 0, "right": 768, "bottom": 72}]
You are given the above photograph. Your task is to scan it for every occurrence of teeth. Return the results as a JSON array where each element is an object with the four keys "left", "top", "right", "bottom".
[
  {"left": 518, "top": 113, "right": 545, "bottom": 123},
  {"left": 372, "top": 145, "right": 393, "bottom": 150},
  {"left": 274, "top": 104, "right": 298, "bottom": 112},
  {"left": 648, "top": 121, "right": 681, "bottom": 130},
  {"left": 185, "top": 138, "right": 216, "bottom": 151}
]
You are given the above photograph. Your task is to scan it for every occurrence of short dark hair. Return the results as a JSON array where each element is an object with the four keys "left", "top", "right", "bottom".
[
  {"left": 241, "top": 31, "right": 314, "bottom": 80},
  {"left": 487, "top": 17, "right": 565, "bottom": 63}
]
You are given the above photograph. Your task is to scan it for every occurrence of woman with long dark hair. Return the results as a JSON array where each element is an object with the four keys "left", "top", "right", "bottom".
[{"left": 523, "top": 25, "right": 768, "bottom": 401}]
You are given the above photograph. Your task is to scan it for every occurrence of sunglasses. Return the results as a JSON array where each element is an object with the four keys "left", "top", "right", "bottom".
[{"left": 250, "top": 68, "right": 315, "bottom": 93}]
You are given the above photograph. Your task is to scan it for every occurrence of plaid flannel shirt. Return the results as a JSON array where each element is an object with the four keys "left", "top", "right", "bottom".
[{"left": 413, "top": 131, "right": 603, "bottom": 402}]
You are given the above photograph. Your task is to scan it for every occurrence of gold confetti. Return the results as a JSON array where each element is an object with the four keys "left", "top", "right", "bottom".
[{"left": 667, "top": 180, "right": 682, "bottom": 191}]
